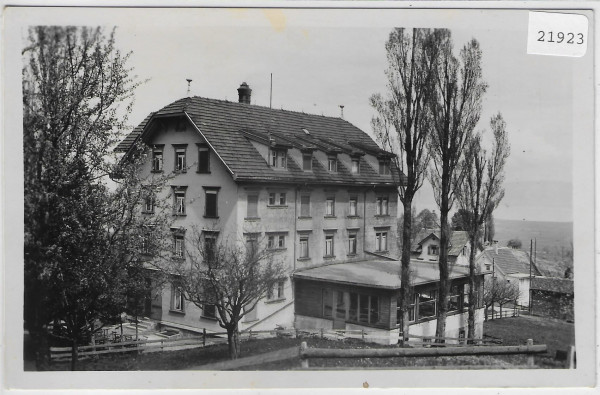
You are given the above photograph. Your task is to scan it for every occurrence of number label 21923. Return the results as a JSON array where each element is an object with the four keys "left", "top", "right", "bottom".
[{"left": 537, "top": 31, "right": 584, "bottom": 45}]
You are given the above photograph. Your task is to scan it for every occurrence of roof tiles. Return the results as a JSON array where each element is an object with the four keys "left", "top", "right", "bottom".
[{"left": 116, "top": 96, "right": 405, "bottom": 186}]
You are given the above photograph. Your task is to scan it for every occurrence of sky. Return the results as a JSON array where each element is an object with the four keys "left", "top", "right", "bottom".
[{"left": 18, "top": 7, "right": 594, "bottom": 222}]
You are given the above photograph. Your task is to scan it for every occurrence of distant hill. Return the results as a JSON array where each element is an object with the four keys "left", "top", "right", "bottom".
[{"left": 493, "top": 218, "right": 573, "bottom": 278}]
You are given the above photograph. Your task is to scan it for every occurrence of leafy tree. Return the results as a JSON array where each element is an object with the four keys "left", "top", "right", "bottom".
[
  {"left": 23, "top": 26, "right": 172, "bottom": 369},
  {"left": 370, "top": 28, "right": 444, "bottom": 342},
  {"left": 416, "top": 208, "right": 439, "bottom": 230},
  {"left": 507, "top": 239, "right": 522, "bottom": 249},
  {"left": 451, "top": 208, "right": 473, "bottom": 231},
  {"left": 428, "top": 31, "right": 488, "bottom": 341},
  {"left": 168, "top": 230, "right": 286, "bottom": 359},
  {"left": 455, "top": 114, "right": 510, "bottom": 340},
  {"left": 484, "top": 214, "right": 495, "bottom": 243}
]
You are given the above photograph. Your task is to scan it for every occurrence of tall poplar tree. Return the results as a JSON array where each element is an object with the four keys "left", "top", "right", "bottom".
[
  {"left": 456, "top": 113, "right": 510, "bottom": 339},
  {"left": 370, "top": 28, "right": 444, "bottom": 343},
  {"left": 428, "top": 33, "right": 487, "bottom": 340}
]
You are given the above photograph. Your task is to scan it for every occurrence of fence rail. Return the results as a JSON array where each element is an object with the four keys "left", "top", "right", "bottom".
[
  {"left": 49, "top": 326, "right": 503, "bottom": 362},
  {"left": 299, "top": 339, "right": 548, "bottom": 369}
]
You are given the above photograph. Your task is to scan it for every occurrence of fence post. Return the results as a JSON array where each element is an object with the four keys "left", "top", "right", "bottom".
[
  {"left": 568, "top": 345, "right": 576, "bottom": 369},
  {"left": 203, "top": 328, "right": 206, "bottom": 347},
  {"left": 320, "top": 328, "right": 324, "bottom": 339},
  {"left": 300, "top": 341, "right": 309, "bottom": 369},
  {"left": 527, "top": 339, "right": 535, "bottom": 367}
]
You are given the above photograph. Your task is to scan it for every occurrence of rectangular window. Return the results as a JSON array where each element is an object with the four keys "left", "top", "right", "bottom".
[
  {"left": 349, "top": 292, "right": 358, "bottom": 321},
  {"left": 173, "top": 145, "right": 187, "bottom": 172},
  {"left": 428, "top": 245, "right": 439, "bottom": 256},
  {"left": 323, "top": 289, "right": 333, "bottom": 318},
  {"left": 144, "top": 193, "right": 155, "bottom": 213},
  {"left": 174, "top": 234, "right": 185, "bottom": 258},
  {"left": 351, "top": 159, "right": 360, "bottom": 174},
  {"left": 449, "top": 284, "right": 463, "bottom": 312},
  {"left": 204, "top": 232, "right": 218, "bottom": 259},
  {"left": 267, "top": 235, "right": 275, "bottom": 249},
  {"left": 204, "top": 188, "right": 219, "bottom": 218},
  {"left": 348, "top": 233, "right": 357, "bottom": 255},
  {"left": 376, "top": 197, "right": 389, "bottom": 215},
  {"left": 202, "top": 304, "right": 216, "bottom": 319},
  {"left": 325, "top": 235, "right": 334, "bottom": 257},
  {"left": 152, "top": 148, "right": 164, "bottom": 172},
  {"left": 302, "top": 154, "right": 312, "bottom": 170},
  {"left": 141, "top": 233, "right": 151, "bottom": 255},
  {"left": 398, "top": 293, "right": 417, "bottom": 324},
  {"left": 268, "top": 280, "right": 285, "bottom": 300},
  {"left": 197, "top": 145, "right": 210, "bottom": 173},
  {"left": 268, "top": 192, "right": 286, "bottom": 206},
  {"left": 335, "top": 291, "right": 346, "bottom": 320},
  {"left": 247, "top": 195, "right": 258, "bottom": 218},
  {"left": 300, "top": 195, "right": 310, "bottom": 217},
  {"left": 349, "top": 197, "right": 358, "bottom": 216},
  {"left": 173, "top": 190, "right": 186, "bottom": 215},
  {"left": 376, "top": 232, "right": 388, "bottom": 252},
  {"left": 379, "top": 160, "right": 391, "bottom": 175},
  {"left": 171, "top": 286, "right": 184, "bottom": 312},
  {"left": 299, "top": 236, "right": 309, "bottom": 258},
  {"left": 359, "top": 294, "right": 369, "bottom": 323},
  {"left": 270, "top": 150, "right": 287, "bottom": 168},
  {"left": 418, "top": 290, "right": 437, "bottom": 320},
  {"left": 325, "top": 197, "right": 335, "bottom": 216},
  {"left": 328, "top": 157, "right": 337, "bottom": 172},
  {"left": 278, "top": 235, "right": 285, "bottom": 248}
]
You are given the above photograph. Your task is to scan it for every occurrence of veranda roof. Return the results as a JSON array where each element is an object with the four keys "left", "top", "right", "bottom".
[{"left": 293, "top": 259, "right": 471, "bottom": 290}]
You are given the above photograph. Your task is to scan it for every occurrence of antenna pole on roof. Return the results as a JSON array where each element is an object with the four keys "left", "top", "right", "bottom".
[
  {"left": 270, "top": 73, "right": 273, "bottom": 109},
  {"left": 186, "top": 79, "right": 192, "bottom": 97}
]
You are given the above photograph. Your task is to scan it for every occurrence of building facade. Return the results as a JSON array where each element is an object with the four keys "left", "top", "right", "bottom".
[{"left": 116, "top": 83, "right": 402, "bottom": 335}]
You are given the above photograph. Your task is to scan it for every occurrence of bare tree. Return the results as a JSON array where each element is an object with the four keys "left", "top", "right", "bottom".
[
  {"left": 483, "top": 277, "right": 520, "bottom": 320},
  {"left": 428, "top": 32, "right": 488, "bottom": 341},
  {"left": 456, "top": 113, "right": 510, "bottom": 339},
  {"left": 370, "top": 28, "right": 444, "bottom": 343},
  {"left": 168, "top": 230, "right": 286, "bottom": 359}
]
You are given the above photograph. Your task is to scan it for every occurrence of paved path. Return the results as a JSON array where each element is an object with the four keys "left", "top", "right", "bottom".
[{"left": 188, "top": 346, "right": 299, "bottom": 370}]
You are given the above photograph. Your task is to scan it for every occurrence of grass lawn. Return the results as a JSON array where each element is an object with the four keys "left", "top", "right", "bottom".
[
  {"left": 45, "top": 315, "right": 573, "bottom": 371},
  {"left": 483, "top": 314, "right": 575, "bottom": 368}
]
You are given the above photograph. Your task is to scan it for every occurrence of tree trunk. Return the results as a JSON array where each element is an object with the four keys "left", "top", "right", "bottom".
[
  {"left": 31, "top": 328, "right": 50, "bottom": 370},
  {"left": 400, "top": 197, "right": 414, "bottom": 344},
  {"left": 435, "top": 199, "right": 450, "bottom": 342},
  {"left": 227, "top": 327, "right": 240, "bottom": 360},
  {"left": 467, "top": 232, "right": 477, "bottom": 342},
  {"left": 70, "top": 338, "right": 78, "bottom": 371}
]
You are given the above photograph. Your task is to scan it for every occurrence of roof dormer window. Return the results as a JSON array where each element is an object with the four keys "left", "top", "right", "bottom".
[
  {"left": 270, "top": 149, "right": 287, "bottom": 169},
  {"left": 327, "top": 156, "right": 337, "bottom": 172},
  {"left": 379, "top": 159, "right": 391, "bottom": 175},
  {"left": 351, "top": 158, "right": 360, "bottom": 174},
  {"left": 302, "top": 153, "right": 313, "bottom": 171}
]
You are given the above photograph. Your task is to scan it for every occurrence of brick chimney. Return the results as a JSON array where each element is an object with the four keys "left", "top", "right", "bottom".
[{"left": 237, "top": 82, "right": 252, "bottom": 104}]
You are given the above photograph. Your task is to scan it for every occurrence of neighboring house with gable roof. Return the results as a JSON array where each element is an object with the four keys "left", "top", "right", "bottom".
[
  {"left": 411, "top": 229, "right": 473, "bottom": 267},
  {"left": 115, "top": 82, "right": 404, "bottom": 335},
  {"left": 477, "top": 246, "right": 541, "bottom": 307}
]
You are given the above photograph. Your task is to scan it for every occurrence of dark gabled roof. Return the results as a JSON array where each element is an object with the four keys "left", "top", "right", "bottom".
[
  {"left": 531, "top": 277, "right": 574, "bottom": 294},
  {"left": 480, "top": 247, "right": 541, "bottom": 276},
  {"left": 410, "top": 229, "right": 470, "bottom": 257},
  {"left": 115, "top": 96, "right": 405, "bottom": 186},
  {"left": 293, "top": 259, "right": 472, "bottom": 290}
]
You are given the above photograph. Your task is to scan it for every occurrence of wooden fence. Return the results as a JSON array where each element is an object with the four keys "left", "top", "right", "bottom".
[
  {"left": 299, "top": 339, "right": 549, "bottom": 369},
  {"left": 48, "top": 326, "right": 505, "bottom": 362}
]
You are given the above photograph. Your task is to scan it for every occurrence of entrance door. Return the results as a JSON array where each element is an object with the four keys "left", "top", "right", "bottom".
[{"left": 332, "top": 290, "right": 346, "bottom": 330}]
